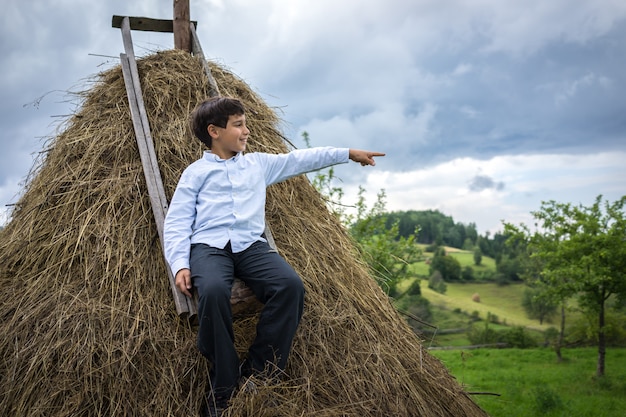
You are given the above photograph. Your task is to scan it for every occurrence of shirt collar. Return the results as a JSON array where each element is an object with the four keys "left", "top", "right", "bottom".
[{"left": 203, "top": 151, "right": 241, "bottom": 163}]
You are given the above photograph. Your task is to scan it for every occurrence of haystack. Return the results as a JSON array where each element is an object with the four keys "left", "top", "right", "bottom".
[{"left": 0, "top": 49, "right": 489, "bottom": 417}]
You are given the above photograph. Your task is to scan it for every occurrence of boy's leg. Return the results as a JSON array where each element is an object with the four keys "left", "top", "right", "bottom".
[
  {"left": 234, "top": 240, "right": 305, "bottom": 377},
  {"left": 190, "top": 243, "right": 239, "bottom": 397}
]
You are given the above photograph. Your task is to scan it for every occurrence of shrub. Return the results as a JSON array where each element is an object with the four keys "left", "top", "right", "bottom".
[
  {"left": 467, "top": 324, "right": 499, "bottom": 345},
  {"left": 543, "top": 326, "right": 559, "bottom": 347},
  {"left": 461, "top": 266, "right": 475, "bottom": 282},
  {"left": 502, "top": 326, "right": 538, "bottom": 348},
  {"left": 488, "top": 312, "right": 499, "bottom": 324},
  {"left": 473, "top": 247, "right": 482, "bottom": 266},
  {"left": 425, "top": 243, "right": 439, "bottom": 253},
  {"left": 475, "top": 269, "right": 496, "bottom": 282},
  {"left": 405, "top": 296, "right": 434, "bottom": 330},
  {"left": 405, "top": 279, "right": 422, "bottom": 296},
  {"left": 428, "top": 270, "right": 447, "bottom": 294},
  {"left": 567, "top": 309, "right": 626, "bottom": 347},
  {"left": 495, "top": 272, "right": 511, "bottom": 286},
  {"left": 429, "top": 251, "right": 462, "bottom": 282}
]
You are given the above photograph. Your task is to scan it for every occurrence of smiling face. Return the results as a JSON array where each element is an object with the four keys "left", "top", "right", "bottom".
[{"left": 208, "top": 113, "right": 250, "bottom": 159}]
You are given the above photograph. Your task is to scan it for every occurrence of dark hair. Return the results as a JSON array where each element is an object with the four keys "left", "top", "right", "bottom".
[{"left": 190, "top": 97, "right": 246, "bottom": 148}]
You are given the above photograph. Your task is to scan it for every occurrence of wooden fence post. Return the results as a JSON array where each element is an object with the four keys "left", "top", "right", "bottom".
[{"left": 173, "top": 0, "right": 191, "bottom": 52}]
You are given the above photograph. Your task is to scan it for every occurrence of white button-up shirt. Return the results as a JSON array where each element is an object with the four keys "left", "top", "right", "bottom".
[{"left": 163, "top": 147, "right": 349, "bottom": 276}]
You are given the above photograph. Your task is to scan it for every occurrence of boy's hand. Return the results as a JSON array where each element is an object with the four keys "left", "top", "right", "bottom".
[
  {"left": 349, "top": 149, "right": 386, "bottom": 166},
  {"left": 175, "top": 268, "right": 193, "bottom": 298}
]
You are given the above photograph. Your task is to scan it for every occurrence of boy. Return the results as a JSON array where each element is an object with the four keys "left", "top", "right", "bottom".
[{"left": 163, "top": 97, "right": 384, "bottom": 416}]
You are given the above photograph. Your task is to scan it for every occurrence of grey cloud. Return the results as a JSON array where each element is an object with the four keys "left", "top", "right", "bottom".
[
  {"left": 2, "top": 0, "right": 626, "bottom": 218},
  {"left": 468, "top": 175, "right": 505, "bottom": 192}
]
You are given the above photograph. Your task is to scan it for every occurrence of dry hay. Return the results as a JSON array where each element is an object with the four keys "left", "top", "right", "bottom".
[{"left": 0, "top": 49, "right": 489, "bottom": 417}]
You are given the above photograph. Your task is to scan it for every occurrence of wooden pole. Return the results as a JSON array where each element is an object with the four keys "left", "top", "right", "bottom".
[
  {"left": 173, "top": 0, "right": 191, "bottom": 52},
  {"left": 119, "top": 17, "right": 197, "bottom": 317}
]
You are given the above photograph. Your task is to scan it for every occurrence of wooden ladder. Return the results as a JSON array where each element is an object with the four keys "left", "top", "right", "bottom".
[{"left": 113, "top": 16, "right": 272, "bottom": 317}]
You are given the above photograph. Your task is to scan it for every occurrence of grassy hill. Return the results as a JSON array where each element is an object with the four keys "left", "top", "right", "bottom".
[
  {"left": 418, "top": 280, "right": 549, "bottom": 331},
  {"left": 396, "top": 247, "right": 552, "bottom": 346}
]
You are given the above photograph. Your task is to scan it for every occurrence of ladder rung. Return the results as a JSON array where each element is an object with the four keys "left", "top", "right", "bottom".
[{"left": 112, "top": 15, "right": 197, "bottom": 33}]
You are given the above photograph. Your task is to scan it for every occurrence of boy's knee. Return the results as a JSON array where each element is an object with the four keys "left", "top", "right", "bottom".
[
  {"left": 197, "top": 279, "right": 231, "bottom": 305},
  {"left": 283, "top": 273, "right": 305, "bottom": 298}
]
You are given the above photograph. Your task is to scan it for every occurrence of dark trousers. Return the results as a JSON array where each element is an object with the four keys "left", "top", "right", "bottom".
[{"left": 190, "top": 240, "right": 305, "bottom": 396}]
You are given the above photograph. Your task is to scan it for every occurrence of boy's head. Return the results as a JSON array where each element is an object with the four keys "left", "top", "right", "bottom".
[{"left": 191, "top": 97, "right": 246, "bottom": 148}]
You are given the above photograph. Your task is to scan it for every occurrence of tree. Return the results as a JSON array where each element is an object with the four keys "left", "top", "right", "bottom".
[
  {"left": 473, "top": 247, "right": 482, "bottom": 266},
  {"left": 429, "top": 248, "right": 461, "bottom": 282},
  {"left": 428, "top": 270, "right": 447, "bottom": 294},
  {"left": 496, "top": 254, "right": 521, "bottom": 283},
  {"left": 521, "top": 287, "right": 557, "bottom": 325},
  {"left": 504, "top": 195, "right": 626, "bottom": 377},
  {"left": 350, "top": 187, "right": 421, "bottom": 295},
  {"left": 461, "top": 266, "right": 475, "bottom": 282},
  {"left": 302, "top": 132, "right": 421, "bottom": 295}
]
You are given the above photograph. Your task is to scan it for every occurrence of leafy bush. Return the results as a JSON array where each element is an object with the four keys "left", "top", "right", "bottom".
[
  {"left": 425, "top": 243, "right": 439, "bottom": 252},
  {"left": 502, "top": 326, "right": 538, "bottom": 348},
  {"left": 350, "top": 188, "right": 421, "bottom": 294},
  {"left": 568, "top": 309, "right": 626, "bottom": 347},
  {"left": 405, "top": 296, "right": 434, "bottom": 329},
  {"left": 543, "top": 326, "right": 560, "bottom": 347},
  {"left": 429, "top": 248, "right": 461, "bottom": 281},
  {"left": 474, "top": 269, "right": 496, "bottom": 282},
  {"left": 467, "top": 323, "right": 500, "bottom": 345},
  {"left": 428, "top": 270, "right": 447, "bottom": 294},
  {"left": 473, "top": 247, "right": 482, "bottom": 266},
  {"left": 405, "top": 279, "right": 422, "bottom": 296},
  {"left": 461, "top": 266, "right": 475, "bottom": 281},
  {"left": 521, "top": 287, "right": 557, "bottom": 324}
]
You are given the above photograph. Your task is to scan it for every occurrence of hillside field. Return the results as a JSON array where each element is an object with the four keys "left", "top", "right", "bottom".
[
  {"left": 400, "top": 246, "right": 551, "bottom": 331},
  {"left": 419, "top": 280, "right": 550, "bottom": 331},
  {"left": 431, "top": 347, "right": 626, "bottom": 417}
]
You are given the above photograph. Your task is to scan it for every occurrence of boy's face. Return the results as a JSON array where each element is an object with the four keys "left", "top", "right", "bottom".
[{"left": 209, "top": 113, "right": 249, "bottom": 159}]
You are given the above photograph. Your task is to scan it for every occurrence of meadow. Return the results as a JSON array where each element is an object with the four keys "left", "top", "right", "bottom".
[{"left": 431, "top": 347, "right": 626, "bottom": 417}]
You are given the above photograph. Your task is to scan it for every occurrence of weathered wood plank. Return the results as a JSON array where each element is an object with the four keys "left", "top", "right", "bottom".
[
  {"left": 121, "top": 18, "right": 171, "bottom": 229},
  {"left": 189, "top": 23, "right": 221, "bottom": 98},
  {"left": 120, "top": 19, "right": 168, "bottom": 232},
  {"left": 119, "top": 17, "right": 196, "bottom": 316},
  {"left": 173, "top": 0, "right": 191, "bottom": 52},
  {"left": 112, "top": 15, "right": 197, "bottom": 33},
  {"left": 121, "top": 53, "right": 192, "bottom": 316}
]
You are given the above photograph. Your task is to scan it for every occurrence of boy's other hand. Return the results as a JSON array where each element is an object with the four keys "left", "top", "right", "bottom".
[
  {"left": 349, "top": 149, "right": 386, "bottom": 166},
  {"left": 175, "top": 268, "right": 193, "bottom": 298}
]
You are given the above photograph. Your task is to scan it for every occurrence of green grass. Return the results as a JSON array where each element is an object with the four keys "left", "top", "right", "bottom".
[
  {"left": 449, "top": 250, "right": 496, "bottom": 271},
  {"left": 408, "top": 260, "right": 430, "bottom": 277},
  {"left": 431, "top": 347, "right": 626, "bottom": 417}
]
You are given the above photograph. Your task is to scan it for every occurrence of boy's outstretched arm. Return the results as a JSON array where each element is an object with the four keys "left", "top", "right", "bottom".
[{"left": 349, "top": 149, "right": 386, "bottom": 166}]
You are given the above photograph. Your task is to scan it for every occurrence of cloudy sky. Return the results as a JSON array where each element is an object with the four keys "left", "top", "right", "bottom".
[{"left": 2, "top": 0, "right": 625, "bottom": 234}]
